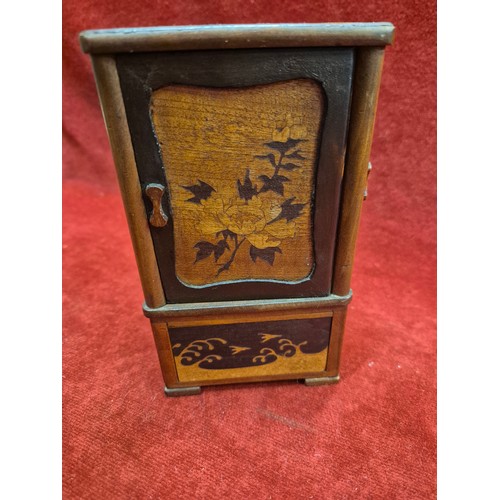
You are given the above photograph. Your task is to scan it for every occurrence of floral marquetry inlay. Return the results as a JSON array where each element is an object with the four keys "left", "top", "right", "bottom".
[{"left": 150, "top": 79, "right": 325, "bottom": 286}]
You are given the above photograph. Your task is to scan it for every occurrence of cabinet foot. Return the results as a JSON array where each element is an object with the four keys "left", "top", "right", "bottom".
[
  {"left": 164, "top": 385, "right": 202, "bottom": 397},
  {"left": 304, "top": 375, "right": 340, "bottom": 386}
]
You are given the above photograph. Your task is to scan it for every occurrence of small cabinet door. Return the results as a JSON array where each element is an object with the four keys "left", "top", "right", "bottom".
[{"left": 116, "top": 47, "right": 353, "bottom": 302}]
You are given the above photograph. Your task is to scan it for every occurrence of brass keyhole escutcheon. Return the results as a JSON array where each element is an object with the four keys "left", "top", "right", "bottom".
[{"left": 144, "top": 183, "right": 168, "bottom": 228}]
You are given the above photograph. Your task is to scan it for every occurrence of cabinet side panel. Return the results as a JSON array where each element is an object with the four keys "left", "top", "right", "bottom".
[
  {"left": 90, "top": 55, "right": 166, "bottom": 307},
  {"left": 333, "top": 48, "right": 386, "bottom": 296}
]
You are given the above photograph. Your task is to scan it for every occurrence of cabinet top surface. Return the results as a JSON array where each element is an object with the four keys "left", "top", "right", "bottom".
[{"left": 80, "top": 22, "right": 395, "bottom": 54}]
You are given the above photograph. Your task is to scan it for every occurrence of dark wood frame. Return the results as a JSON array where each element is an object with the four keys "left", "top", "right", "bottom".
[{"left": 81, "top": 23, "right": 394, "bottom": 395}]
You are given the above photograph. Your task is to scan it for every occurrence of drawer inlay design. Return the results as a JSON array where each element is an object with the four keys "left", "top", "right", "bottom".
[
  {"left": 169, "top": 317, "right": 331, "bottom": 382},
  {"left": 150, "top": 79, "right": 324, "bottom": 286}
]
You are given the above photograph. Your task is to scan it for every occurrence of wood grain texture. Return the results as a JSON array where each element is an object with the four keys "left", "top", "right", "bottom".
[
  {"left": 326, "top": 306, "right": 348, "bottom": 373},
  {"left": 176, "top": 351, "right": 328, "bottom": 383},
  {"left": 332, "top": 48, "right": 386, "bottom": 296},
  {"left": 166, "top": 311, "right": 332, "bottom": 328},
  {"left": 150, "top": 80, "right": 323, "bottom": 286},
  {"left": 90, "top": 55, "right": 165, "bottom": 308},
  {"left": 80, "top": 23, "right": 395, "bottom": 54},
  {"left": 149, "top": 321, "right": 178, "bottom": 388}
]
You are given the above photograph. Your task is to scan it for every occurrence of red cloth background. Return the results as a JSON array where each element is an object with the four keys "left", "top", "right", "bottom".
[{"left": 63, "top": 1, "right": 436, "bottom": 498}]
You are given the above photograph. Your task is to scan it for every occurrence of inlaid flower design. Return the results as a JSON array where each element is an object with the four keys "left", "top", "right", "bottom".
[
  {"left": 183, "top": 116, "right": 309, "bottom": 276},
  {"left": 272, "top": 113, "right": 307, "bottom": 142},
  {"left": 196, "top": 196, "right": 295, "bottom": 249}
]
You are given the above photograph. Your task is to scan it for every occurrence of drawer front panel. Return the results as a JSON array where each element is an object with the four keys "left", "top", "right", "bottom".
[{"left": 168, "top": 316, "right": 331, "bottom": 383}]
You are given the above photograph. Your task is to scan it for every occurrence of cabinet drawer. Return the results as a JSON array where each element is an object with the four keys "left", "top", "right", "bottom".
[{"left": 167, "top": 316, "right": 332, "bottom": 383}]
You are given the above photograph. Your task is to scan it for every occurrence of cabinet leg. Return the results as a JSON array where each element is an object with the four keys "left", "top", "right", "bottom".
[
  {"left": 164, "top": 385, "right": 202, "bottom": 397},
  {"left": 304, "top": 375, "right": 340, "bottom": 386}
]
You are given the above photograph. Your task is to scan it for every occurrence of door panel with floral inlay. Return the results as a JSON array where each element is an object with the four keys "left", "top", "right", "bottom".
[
  {"left": 116, "top": 48, "right": 354, "bottom": 302},
  {"left": 151, "top": 80, "right": 323, "bottom": 287}
]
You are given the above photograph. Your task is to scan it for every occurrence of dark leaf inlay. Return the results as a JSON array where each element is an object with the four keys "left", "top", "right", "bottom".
[
  {"left": 285, "top": 150, "right": 306, "bottom": 160},
  {"left": 214, "top": 240, "right": 230, "bottom": 261},
  {"left": 183, "top": 180, "right": 215, "bottom": 204},
  {"left": 264, "top": 138, "right": 304, "bottom": 154},
  {"left": 249, "top": 245, "right": 282, "bottom": 265},
  {"left": 193, "top": 241, "right": 216, "bottom": 262},
  {"left": 194, "top": 240, "right": 230, "bottom": 263},
  {"left": 216, "top": 229, "right": 237, "bottom": 242},
  {"left": 271, "top": 197, "right": 306, "bottom": 223},
  {"left": 237, "top": 169, "right": 258, "bottom": 201},
  {"left": 258, "top": 174, "right": 289, "bottom": 195}
]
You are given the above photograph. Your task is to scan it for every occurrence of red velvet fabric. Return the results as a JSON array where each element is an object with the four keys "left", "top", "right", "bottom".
[{"left": 63, "top": 2, "right": 436, "bottom": 498}]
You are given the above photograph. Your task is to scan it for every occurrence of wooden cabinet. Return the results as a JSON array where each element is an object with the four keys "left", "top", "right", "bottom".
[{"left": 81, "top": 23, "right": 394, "bottom": 395}]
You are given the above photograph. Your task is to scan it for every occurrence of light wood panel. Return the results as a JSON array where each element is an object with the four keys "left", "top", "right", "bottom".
[
  {"left": 151, "top": 79, "right": 324, "bottom": 286},
  {"left": 332, "top": 48, "right": 386, "bottom": 296}
]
